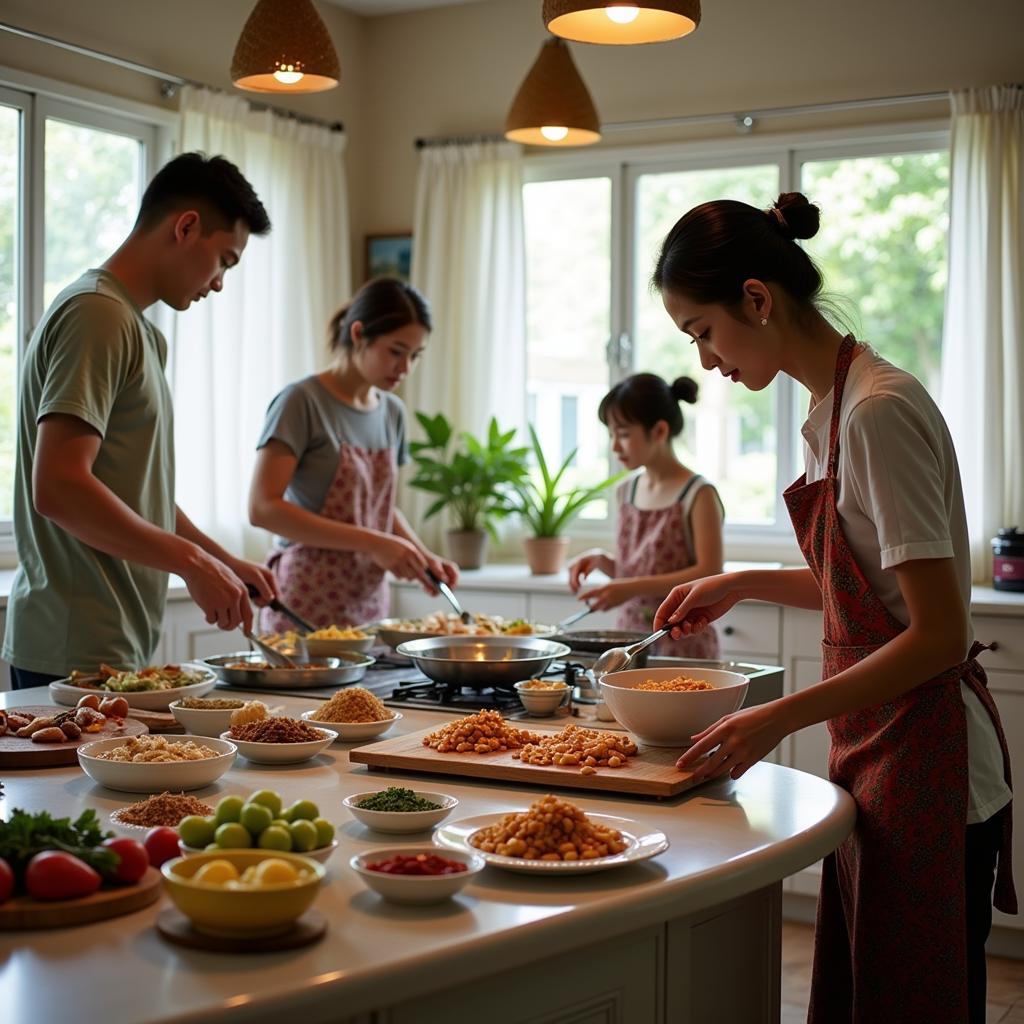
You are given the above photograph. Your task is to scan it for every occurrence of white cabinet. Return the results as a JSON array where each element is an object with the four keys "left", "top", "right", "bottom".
[{"left": 161, "top": 599, "right": 239, "bottom": 663}]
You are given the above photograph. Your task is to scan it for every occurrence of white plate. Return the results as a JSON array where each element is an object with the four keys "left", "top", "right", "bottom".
[
  {"left": 343, "top": 791, "right": 457, "bottom": 833},
  {"left": 108, "top": 803, "right": 215, "bottom": 835},
  {"left": 220, "top": 727, "right": 335, "bottom": 764},
  {"left": 49, "top": 665, "right": 217, "bottom": 711},
  {"left": 435, "top": 813, "right": 669, "bottom": 875},
  {"left": 78, "top": 735, "right": 236, "bottom": 793},
  {"left": 300, "top": 709, "right": 401, "bottom": 742}
]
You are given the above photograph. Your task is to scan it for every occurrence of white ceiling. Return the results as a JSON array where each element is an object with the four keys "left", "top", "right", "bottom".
[{"left": 324, "top": 0, "right": 485, "bottom": 15}]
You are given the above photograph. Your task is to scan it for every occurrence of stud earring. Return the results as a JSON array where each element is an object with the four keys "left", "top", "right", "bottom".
[{"left": 760, "top": 317, "right": 768, "bottom": 326}]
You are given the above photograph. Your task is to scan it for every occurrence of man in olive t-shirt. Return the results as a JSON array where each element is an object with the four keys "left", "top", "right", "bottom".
[{"left": 3, "top": 153, "right": 277, "bottom": 687}]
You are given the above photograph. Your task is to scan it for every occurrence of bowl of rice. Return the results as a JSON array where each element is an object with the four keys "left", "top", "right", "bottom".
[
  {"left": 78, "top": 734, "right": 237, "bottom": 792},
  {"left": 598, "top": 667, "right": 748, "bottom": 747},
  {"left": 301, "top": 687, "right": 401, "bottom": 742}
]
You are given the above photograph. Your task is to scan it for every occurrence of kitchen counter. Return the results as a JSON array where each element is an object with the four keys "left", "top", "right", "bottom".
[{"left": 0, "top": 687, "right": 854, "bottom": 1024}]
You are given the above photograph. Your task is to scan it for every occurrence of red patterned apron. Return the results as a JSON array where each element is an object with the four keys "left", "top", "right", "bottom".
[
  {"left": 783, "top": 336, "right": 1016, "bottom": 1023},
  {"left": 616, "top": 476, "right": 721, "bottom": 659},
  {"left": 263, "top": 444, "right": 398, "bottom": 632}
]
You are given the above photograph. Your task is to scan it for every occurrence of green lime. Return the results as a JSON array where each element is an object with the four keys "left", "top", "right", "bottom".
[
  {"left": 257, "top": 825, "right": 293, "bottom": 852},
  {"left": 214, "top": 795, "right": 245, "bottom": 826},
  {"left": 214, "top": 822, "right": 252, "bottom": 849},
  {"left": 313, "top": 818, "right": 335, "bottom": 848},
  {"left": 204, "top": 842, "right": 220, "bottom": 852},
  {"left": 284, "top": 799, "right": 319, "bottom": 823},
  {"left": 288, "top": 819, "right": 318, "bottom": 853},
  {"left": 248, "top": 789, "right": 283, "bottom": 818},
  {"left": 239, "top": 802, "right": 274, "bottom": 836},
  {"left": 179, "top": 815, "right": 216, "bottom": 849},
  {"left": 271, "top": 818, "right": 290, "bottom": 830}
]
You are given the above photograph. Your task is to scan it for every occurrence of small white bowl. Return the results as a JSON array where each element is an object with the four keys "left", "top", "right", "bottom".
[
  {"left": 169, "top": 700, "right": 244, "bottom": 737},
  {"left": 598, "top": 667, "right": 748, "bottom": 747},
  {"left": 350, "top": 846, "right": 484, "bottom": 904},
  {"left": 179, "top": 838, "right": 339, "bottom": 865},
  {"left": 220, "top": 727, "right": 335, "bottom": 765},
  {"left": 343, "top": 791, "right": 458, "bottom": 833},
  {"left": 300, "top": 709, "right": 401, "bottom": 742},
  {"left": 78, "top": 735, "right": 236, "bottom": 792},
  {"left": 513, "top": 679, "right": 570, "bottom": 717}
]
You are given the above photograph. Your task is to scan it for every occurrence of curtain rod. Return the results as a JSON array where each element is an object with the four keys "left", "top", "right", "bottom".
[
  {"left": 413, "top": 90, "right": 950, "bottom": 149},
  {"left": 0, "top": 20, "right": 344, "bottom": 133}
]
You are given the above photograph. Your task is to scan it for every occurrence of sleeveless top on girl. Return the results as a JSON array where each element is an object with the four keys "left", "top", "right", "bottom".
[{"left": 615, "top": 473, "right": 723, "bottom": 659}]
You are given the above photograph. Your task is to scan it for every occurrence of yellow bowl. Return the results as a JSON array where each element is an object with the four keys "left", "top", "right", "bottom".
[{"left": 161, "top": 849, "right": 325, "bottom": 938}]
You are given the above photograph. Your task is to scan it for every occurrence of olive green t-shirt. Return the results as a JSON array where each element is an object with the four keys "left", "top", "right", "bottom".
[{"left": 2, "top": 269, "right": 176, "bottom": 675}]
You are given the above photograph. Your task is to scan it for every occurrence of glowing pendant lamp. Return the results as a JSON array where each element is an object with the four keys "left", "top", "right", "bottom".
[
  {"left": 232, "top": 0, "right": 340, "bottom": 93},
  {"left": 505, "top": 38, "right": 600, "bottom": 146},
  {"left": 544, "top": 1, "right": 701, "bottom": 45}
]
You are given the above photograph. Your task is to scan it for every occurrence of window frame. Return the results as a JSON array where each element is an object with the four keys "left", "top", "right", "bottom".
[{"left": 522, "top": 117, "right": 949, "bottom": 561}]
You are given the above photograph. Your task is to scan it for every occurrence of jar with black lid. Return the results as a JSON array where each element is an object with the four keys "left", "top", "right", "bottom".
[{"left": 992, "top": 527, "right": 1024, "bottom": 591}]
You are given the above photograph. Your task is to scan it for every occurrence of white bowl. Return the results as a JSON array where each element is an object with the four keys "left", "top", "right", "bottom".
[
  {"left": 513, "top": 680, "right": 570, "bottom": 717},
  {"left": 350, "top": 846, "right": 484, "bottom": 904},
  {"left": 598, "top": 668, "right": 748, "bottom": 747},
  {"left": 78, "top": 735, "right": 237, "bottom": 792},
  {"left": 220, "top": 727, "right": 335, "bottom": 765},
  {"left": 49, "top": 665, "right": 217, "bottom": 711},
  {"left": 343, "top": 791, "right": 458, "bottom": 833},
  {"left": 304, "top": 634, "right": 377, "bottom": 657},
  {"left": 169, "top": 700, "right": 244, "bottom": 737},
  {"left": 179, "top": 838, "right": 339, "bottom": 864},
  {"left": 300, "top": 709, "right": 401, "bottom": 742}
]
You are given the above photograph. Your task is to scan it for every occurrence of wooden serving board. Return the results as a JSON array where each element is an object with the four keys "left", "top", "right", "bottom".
[
  {"left": 349, "top": 724, "right": 701, "bottom": 799},
  {"left": 0, "top": 866, "right": 162, "bottom": 930},
  {"left": 0, "top": 705, "right": 149, "bottom": 769}
]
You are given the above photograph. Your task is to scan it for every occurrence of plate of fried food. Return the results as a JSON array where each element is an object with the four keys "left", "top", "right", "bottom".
[
  {"left": 49, "top": 663, "right": 216, "bottom": 711},
  {"left": 434, "top": 794, "right": 668, "bottom": 875}
]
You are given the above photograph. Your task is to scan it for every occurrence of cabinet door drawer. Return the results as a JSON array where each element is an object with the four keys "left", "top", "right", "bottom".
[
  {"left": 718, "top": 604, "right": 781, "bottom": 659},
  {"left": 972, "top": 616, "right": 1024, "bottom": 674}
]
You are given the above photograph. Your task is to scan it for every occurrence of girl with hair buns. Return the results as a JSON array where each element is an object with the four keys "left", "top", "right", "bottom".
[
  {"left": 568, "top": 371, "right": 725, "bottom": 658},
  {"left": 651, "top": 192, "right": 1015, "bottom": 1023},
  {"left": 249, "top": 277, "right": 457, "bottom": 632}
]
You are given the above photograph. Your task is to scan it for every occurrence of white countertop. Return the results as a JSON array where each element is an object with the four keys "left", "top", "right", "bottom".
[{"left": 0, "top": 688, "right": 854, "bottom": 1024}]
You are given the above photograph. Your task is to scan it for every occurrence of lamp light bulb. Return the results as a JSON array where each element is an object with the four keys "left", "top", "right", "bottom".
[
  {"left": 273, "top": 65, "right": 304, "bottom": 85},
  {"left": 605, "top": 5, "right": 640, "bottom": 24},
  {"left": 540, "top": 125, "right": 570, "bottom": 142}
]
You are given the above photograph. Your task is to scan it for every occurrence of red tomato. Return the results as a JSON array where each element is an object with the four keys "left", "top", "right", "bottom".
[
  {"left": 143, "top": 827, "right": 181, "bottom": 868},
  {"left": 100, "top": 837, "right": 149, "bottom": 884},
  {"left": 0, "top": 857, "right": 13, "bottom": 903},
  {"left": 25, "top": 851, "right": 101, "bottom": 901}
]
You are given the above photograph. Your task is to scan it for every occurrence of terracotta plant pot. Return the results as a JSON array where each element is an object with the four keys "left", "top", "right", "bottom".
[
  {"left": 523, "top": 536, "right": 569, "bottom": 575},
  {"left": 446, "top": 529, "right": 488, "bottom": 570}
]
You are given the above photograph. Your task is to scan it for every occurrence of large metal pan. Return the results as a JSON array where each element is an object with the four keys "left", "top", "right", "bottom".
[
  {"left": 371, "top": 617, "right": 555, "bottom": 651},
  {"left": 395, "top": 636, "right": 571, "bottom": 691},
  {"left": 546, "top": 629, "right": 651, "bottom": 668},
  {"left": 202, "top": 651, "right": 374, "bottom": 690}
]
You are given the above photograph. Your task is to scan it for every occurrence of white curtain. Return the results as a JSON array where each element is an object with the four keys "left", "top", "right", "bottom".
[
  {"left": 401, "top": 140, "right": 526, "bottom": 546},
  {"left": 172, "top": 86, "right": 351, "bottom": 560},
  {"left": 939, "top": 85, "right": 1024, "bottom": 583}
]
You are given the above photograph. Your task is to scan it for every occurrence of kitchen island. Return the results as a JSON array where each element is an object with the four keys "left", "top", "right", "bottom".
[{"left": 0, "top": 686, "right": 854, "bottom": 1024}]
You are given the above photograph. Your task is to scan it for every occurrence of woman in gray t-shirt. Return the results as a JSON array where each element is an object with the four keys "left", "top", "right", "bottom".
[{"left": 250, "top": 278, "right": 457, "bottom": 630}]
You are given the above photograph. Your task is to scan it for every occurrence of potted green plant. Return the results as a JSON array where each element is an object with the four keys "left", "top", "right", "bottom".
[
  {"left": 511, "top": 426, "right": 624, "bottom": 575},
  {"left": 408, "top": 412, "right": 529, "bottom": 569}
]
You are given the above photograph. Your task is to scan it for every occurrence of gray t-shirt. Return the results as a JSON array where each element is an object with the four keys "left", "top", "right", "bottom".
[{"left": 257, "top": 376, "right": 408, "bottom": 544}]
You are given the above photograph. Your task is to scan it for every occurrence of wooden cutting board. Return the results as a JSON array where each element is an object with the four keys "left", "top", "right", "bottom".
[
  {"left": 0, "top": 705, "right": 149, "bottom": 769},
  {"left": 0, "top": 867, "right": 162, "bottom": 930},
  {"left": 349, "top": 723, "right": 702, "bottom": 798}
]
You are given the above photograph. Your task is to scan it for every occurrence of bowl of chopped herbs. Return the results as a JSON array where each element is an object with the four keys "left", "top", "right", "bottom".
[{"left": 343, "top": 788, "right": 458, "bottom": 834}]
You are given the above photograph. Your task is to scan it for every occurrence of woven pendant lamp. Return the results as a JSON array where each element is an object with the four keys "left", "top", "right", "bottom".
[
  {"left": 504, "top": 38, "right": 600, "bottom": 146},
  {"left": 232, "top": 0, "right": 340, "bottom": 93},
  {"left": 544, "top": 0, "right": 701, "bottom": 45}
]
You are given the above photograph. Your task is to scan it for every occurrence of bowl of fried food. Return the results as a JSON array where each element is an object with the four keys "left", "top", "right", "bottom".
[{"left": 260, "top": 626, "right": 377, "bottom": 657}]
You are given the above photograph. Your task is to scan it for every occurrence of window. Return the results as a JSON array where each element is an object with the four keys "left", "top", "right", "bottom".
[
  {"left": 560, "top": 394, "right": 578, "bottom": 466},
  {"left": 0, "top": 88, "right": 157, "bottom": 530}
]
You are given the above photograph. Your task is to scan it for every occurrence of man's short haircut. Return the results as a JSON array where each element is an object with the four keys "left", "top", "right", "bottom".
[{"left": 135, "top": 152, "right": 271, "bottom": 236}]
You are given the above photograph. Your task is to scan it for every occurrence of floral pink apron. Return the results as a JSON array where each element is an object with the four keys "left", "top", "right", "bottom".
[
  {"left": 263, "top": 444, "right": 398, "bottom": 632},
  {"left": 784, "top": 335, "right": 1016, "bottom": 1023},
  {"left": 616, "top": 476, "right": 721, "bottom": 659}
]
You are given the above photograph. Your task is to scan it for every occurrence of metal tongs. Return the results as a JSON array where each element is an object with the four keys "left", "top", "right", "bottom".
[
  {"left": 241, "top": 628, "right": 297, "bottom": 669},
  {"left": 246, "top": 585, "right": 316, "bottom": 633}
]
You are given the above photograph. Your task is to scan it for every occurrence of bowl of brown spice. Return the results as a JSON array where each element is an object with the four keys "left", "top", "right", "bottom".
[
  {"left": 301, "top": 687, "right": 401, "bottom": 742},
  {"left": 109, "top": 791, "right": 216, "bottom": 834},
  {"left": 221, "top": 718, "right": 335, "bottom": 764}
]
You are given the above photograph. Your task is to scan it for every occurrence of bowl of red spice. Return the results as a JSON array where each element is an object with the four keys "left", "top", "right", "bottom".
[
  {"left": 349, "top": 846, "right": 484, "bottom": 904},
  {"left": 221, "top": 717, "right": 336, "bottom": 765}
]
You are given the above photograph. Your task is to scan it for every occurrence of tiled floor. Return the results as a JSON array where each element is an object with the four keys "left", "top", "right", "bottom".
[{"left": 781, "top": 922, "right": 1024, "bottom": 1023}]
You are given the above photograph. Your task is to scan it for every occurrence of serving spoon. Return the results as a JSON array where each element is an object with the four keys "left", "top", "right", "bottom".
[
  {"left": 591, "top": 627, "right": 670, "bottom": 677},
  {"left": 427, "top": 569, "right": 472, "bottom": 625}
]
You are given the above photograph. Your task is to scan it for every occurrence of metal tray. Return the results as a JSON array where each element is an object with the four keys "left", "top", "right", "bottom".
[{"left": 202, "top": 651, "right": 374, "bottom": 690}]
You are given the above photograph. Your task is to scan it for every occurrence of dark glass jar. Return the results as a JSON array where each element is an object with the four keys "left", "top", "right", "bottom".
[{"left": 992, "top": 527, "right": 1024, "bottom": 592}]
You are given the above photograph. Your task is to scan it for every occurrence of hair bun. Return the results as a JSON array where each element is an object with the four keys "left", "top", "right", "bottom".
[
  {"left": 671, "top": 376, "right": 699, "bottom": 405},
  {"left": 769, "top": 192, "right": 820, "bottom": 241}
]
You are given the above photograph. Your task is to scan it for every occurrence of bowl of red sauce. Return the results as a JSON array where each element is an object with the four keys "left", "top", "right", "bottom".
[{"left": 349, "top": 847, "right": 484, "bottom": 904}]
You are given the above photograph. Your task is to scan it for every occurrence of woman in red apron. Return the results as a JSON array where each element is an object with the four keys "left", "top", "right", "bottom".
[
  {"left": 650, "top": 193, "right": 1015, "bottom": 1023},
  {"left": 568, "top": 373, "right": 724, "bottom": 658},
  {"left": 249, "top": 278, "right": 457, "bottom": 632}
]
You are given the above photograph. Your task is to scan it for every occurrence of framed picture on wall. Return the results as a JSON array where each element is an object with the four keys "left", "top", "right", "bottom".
[{"left": 365, "top": 233, "right": 413, "bottom": 282}]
